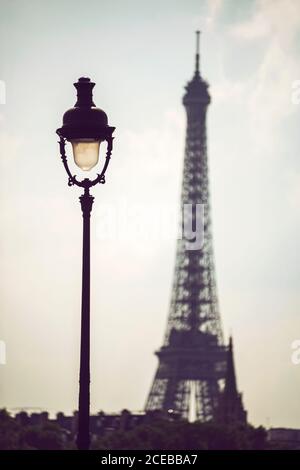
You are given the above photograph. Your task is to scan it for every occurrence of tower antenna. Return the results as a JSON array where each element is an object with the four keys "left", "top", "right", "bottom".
[{"left": 195, "top": 30, "right": 200, "bottom": 75}]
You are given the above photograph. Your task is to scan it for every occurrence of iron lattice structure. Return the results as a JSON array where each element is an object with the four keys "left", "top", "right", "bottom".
[{"left": 146, "top": 33, "right": 227, "bottom": 421}]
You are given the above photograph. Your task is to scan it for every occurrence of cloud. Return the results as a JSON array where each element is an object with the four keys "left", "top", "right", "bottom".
[
  {"left": 206, "top": 0, "right": 224, "bottom": 29},
  {"left": 212, "top": 0, "right": 300, "bottom": 153},
  {"left": 113, "top": 109, "right": 185, "bottom": 202},
  {"left": 192, "top": 0, "right": 224, "bottom": 32},
  {"left": 230, "top": 0, "right": 300, "bottom": 44},
  {"left": 230, "top": 5, "right": 270, "bottom": 40}
]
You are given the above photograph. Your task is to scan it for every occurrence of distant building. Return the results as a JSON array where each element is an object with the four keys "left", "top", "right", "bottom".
[
  {"left": 15, "top": 411, "right": 49, "bottom": 427},
  {"left": 13, "top": 408, "right": 178, "bottom": 440},
  {"left": 268, "top": 428, "right": 300, "bottom": 450}
]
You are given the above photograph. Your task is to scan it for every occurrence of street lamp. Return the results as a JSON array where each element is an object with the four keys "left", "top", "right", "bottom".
[{"left": 56, "top": 77, "right": 115, "bottom": 450}]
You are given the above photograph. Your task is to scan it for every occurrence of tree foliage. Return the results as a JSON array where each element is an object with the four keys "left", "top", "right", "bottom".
[
  {"left": 0, "top": 409, "right": 65, "bottom": 450},
  {"left": 92, "top": 418, "right": 269, "bottom": 450},
  {"left": 0, "top": 409, "right": 270, "bottom": 450}
]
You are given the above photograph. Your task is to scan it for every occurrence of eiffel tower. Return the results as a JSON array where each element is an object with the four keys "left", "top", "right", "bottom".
[{"left": 145, "top": 32, "right": 229, "bottom": 421}]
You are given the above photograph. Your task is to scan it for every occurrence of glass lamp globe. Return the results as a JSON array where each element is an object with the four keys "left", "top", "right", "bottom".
[{"left": 71, "top": 138, "right": 101, "bottom": 171}]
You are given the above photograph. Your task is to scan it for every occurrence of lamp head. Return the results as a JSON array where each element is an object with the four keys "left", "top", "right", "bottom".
[{"left": 57, "top": 77, "right": 115, "bottom": 171}]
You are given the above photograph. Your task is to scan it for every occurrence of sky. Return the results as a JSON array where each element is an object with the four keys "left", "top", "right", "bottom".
[{"left": 0, "top": 0, "right": 300, "bottom": 428}]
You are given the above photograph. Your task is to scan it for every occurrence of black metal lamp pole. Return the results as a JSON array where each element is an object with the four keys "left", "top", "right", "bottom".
[
  {"left": 57, "top": 78, "right": 115, "bottom": 450},
  {"left": 78, "top": 186, "right": 92, "bottom": 450}
]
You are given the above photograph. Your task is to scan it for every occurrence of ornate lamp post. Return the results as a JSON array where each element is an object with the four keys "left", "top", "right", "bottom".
[{"left": 56, "top": 77, "right": 115, "bottom": 450}]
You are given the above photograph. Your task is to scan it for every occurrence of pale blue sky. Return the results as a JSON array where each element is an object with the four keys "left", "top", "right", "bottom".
[{"left": 1, "top": 0, "right": 300, "bottom": 428}]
